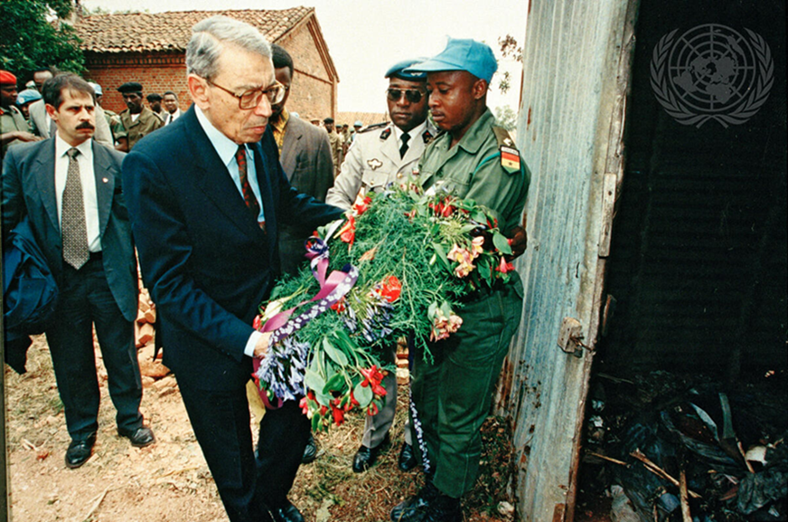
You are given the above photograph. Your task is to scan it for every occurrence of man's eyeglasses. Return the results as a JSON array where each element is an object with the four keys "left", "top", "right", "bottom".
[
  {"left": 207, "top": 80, "right": 287, "bottom": 109},
  {"left": 386, "top": 88, "right": 426, "bottom": 104}
]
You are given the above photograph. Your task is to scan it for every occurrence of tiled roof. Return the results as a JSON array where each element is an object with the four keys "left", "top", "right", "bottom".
[{"left": 75, "top": 7, "right": 313, "bottom": 53}]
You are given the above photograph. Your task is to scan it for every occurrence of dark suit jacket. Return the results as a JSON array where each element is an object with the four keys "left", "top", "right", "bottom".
[
  {"left": 1, "top": 138, "right": 138, "bottom": 322},
  {"left": 122, "top": 106, "right": 343, "bottom": 391},
  {"left": 278, "top": 115, "right": 335, "bottom": 273}
]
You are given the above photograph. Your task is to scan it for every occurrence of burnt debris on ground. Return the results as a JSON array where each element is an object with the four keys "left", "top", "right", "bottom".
[{"left": 577, "top": 370, "right": 787, "bottom": 522}]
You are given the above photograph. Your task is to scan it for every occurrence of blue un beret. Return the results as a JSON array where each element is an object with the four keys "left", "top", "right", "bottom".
[
  {"left": 385, "top": 58, "right": 428, "bottom": 81},
  {"left": 404, "top": 37, "right": 498, "bottom": 83}
]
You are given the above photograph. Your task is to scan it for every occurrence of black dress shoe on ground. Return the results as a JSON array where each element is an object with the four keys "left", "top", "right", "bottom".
[
  {"left": 398, "top": 442, "right": 417, "bottom": 471},
  {"left": 391, "top": 485, "right": 462, "bottom": 522},
  {"left": 270, "top": 500, "right": 304, "bottom": 522},
  {"left": 390, "top": 481, "right": 438, "bottom": 521},
  {"left": 65, "top": 434, "right": 96, "bottom": 469},
  {"left": 352, "top": 433, "right": 389, "bottom": 473},
  {"left": 118, "top": 426, "right": 155, "bottom": 448},
  {"left": 302, "top": 432, "right": 317, "bottom": 464}
]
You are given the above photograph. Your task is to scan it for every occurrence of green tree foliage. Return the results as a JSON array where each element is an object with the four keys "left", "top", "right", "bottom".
[{"left": 0, "top": 0, "right": 84, "bottom": 82}]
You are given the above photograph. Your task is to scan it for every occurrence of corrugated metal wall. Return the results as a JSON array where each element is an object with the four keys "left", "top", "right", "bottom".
[{"left": 500, "top": 1, "right": 634, "bottom": 519}]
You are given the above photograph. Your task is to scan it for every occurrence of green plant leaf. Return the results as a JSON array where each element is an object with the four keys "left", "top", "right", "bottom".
[
  {"left": 492, "top": 230, "right": 512, "bottom": 255},
  {"left": 354, "top": 381, "right": 373, "bottom": 408},
  {"left": 323, "top": 337, "right": 349, "bottom": 366}
]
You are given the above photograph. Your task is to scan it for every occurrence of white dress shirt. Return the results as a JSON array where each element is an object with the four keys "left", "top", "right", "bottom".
[
  {"left": 164, "top": 108, "right": 181, "bottom": 125},
  {"left": 54, "top": 136, "right": 102, "bottom": 253}
]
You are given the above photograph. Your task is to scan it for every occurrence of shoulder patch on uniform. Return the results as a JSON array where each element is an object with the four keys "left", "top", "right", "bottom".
[{"left": 493, "top": 126, "right": 520, "bottom": 174}]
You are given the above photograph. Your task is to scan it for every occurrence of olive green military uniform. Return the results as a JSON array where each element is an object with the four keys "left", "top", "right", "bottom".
[
  {"left": 116, "top": 106, "right": 163, "bottom": 150},
  {"left": 410, "top": 108, "right": 530, "bottom": 498},
  {"left": 0, "top": 105, "right": 30, "bottom": 155}
]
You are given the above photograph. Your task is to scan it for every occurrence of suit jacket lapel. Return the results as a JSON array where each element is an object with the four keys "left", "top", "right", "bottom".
[
  {"left": 92, "top": 141, "right": 115, "bottom": 237},
  {"left": 184, "top": 109, "right": 265, "bottom": 238},
  {"left": 32, "top": 139, "right": 60, "bottom": 235}
]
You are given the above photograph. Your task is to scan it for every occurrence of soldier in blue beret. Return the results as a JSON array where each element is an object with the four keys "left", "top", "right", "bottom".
[{"left": 390, "top": 38, "right": 531, "bottom": 522}]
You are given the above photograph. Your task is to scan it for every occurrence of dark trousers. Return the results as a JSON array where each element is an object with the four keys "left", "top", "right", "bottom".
[
  {"left": 177, "top": 377, "right": 310, "bottom": 522},
  {"left": 45, "top": 255, "right": 143, "bottom": 441}
]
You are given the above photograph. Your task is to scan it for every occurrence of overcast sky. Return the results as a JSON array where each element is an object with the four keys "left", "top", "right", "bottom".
[{"left": 80, "top": 0, "right": 528, "bottom": 114}]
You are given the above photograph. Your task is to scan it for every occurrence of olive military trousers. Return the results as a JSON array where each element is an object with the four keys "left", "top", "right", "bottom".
[{"left": 410, "top": 276, "right": 523, "bottom": 498}]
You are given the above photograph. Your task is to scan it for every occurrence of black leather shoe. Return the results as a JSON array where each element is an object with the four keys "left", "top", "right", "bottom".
[
  {"left": 118, "top": 426, "right": 155, "bottom": 448},
  {"left": 65, "top": 434, "right": 96, "bottom": 469},
  {"left": 391, "top": 485, "right": 462, "bottom": 522},
  {"left": 270, "top": 500, "right": 304, "bottom": 522},
  {"left": 398, "top": 442, "right": 417, "bottom": 471},
  {"left": 352, "top": 433, "right": 389, "bottom": 473},
  {"left": 302, "top": 432, "right": 317, "bottom": 464},
  {"left": 390, "top": 481, "right": 438, "bottom": 521}
]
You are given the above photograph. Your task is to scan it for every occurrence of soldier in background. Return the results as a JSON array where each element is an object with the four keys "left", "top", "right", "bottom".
[
  {"left": 146, "top": 93, "right": 165, "bottom": 121},
  {"left": 114, "top": 82, "right": 163, "bottom": 152},
  {"left": 323, "top": 116, "right": 344, "bottom": 176}
]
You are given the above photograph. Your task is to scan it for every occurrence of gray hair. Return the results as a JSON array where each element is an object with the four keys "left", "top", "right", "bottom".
[{"left": 186, "top": 16, "right": 272, "bottom": 81}]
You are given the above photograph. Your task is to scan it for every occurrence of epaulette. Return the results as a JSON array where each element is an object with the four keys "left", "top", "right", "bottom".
[
  {"left": 492, "top": 126, "right": 521, "bottom": 175},
  {"left": 358, "top": 121, "right": 388, "bottom": 134}
]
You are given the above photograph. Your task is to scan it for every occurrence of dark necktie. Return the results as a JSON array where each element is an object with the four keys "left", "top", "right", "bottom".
[
  {"left": 236, "top": 145, "right": 261, "bottom": 221},
  {"left": 62, "top": 148, "right": 90, "bottom": 269},
  {"left": 399, "top": 132, "right": 410, "bottom": 159}
]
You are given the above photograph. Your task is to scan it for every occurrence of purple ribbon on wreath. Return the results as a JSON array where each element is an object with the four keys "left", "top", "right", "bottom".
[{"left": 252, "top": 237, "right": 358, "bottom": 409}]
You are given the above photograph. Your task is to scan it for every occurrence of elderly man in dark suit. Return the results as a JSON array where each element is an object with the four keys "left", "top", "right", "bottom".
[
  {"left": 121, "top": 16, "right": 344, "bottom": 522},
  {"left": 2, "top": 73, "right": 153, "bottom": 470}
]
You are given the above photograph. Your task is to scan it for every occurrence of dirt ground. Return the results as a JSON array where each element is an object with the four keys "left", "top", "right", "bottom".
[{"left": 6, "top": 335, "right": 516, "bottom": 522}]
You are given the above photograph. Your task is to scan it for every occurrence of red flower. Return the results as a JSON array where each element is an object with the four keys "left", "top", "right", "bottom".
[
  {"left": 375, "top": 275, "right": 402, "bottom": 303},
  {"left": 353, "top": 195, "right": 372, "bottom": 216},
  {"left": 337, "top": 215, "right": 356, "bottom": 247},
  {"left": 330, "top": 399, "right": 345, "bottom": 425},
  {"left": 496, "top": 256, "right": 514, "bottom": 274},
  {"left": 360, "top": 365, "right": 387, "bottom": 397},
  {"left": 252, "top": 314, "right": 262, "bottom": 331},
  {"left": 331, "top": 297, "right": 347, "bottom": 313},
  {"left": 343, "top": 391, "right": 360, "bottom": 412}
]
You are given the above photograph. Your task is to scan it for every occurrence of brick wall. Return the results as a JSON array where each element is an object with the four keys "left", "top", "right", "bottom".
[
  {"left": 277, "top": 20, "right": 335, "bottom": 120},
  {"left": 85, "top": 52, "right": 190, "bottom": 115}
]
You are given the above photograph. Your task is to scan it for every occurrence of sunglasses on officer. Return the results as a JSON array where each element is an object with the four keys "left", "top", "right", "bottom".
[{"left": 386, "top": 87, "right": 427, "bottom": 104}]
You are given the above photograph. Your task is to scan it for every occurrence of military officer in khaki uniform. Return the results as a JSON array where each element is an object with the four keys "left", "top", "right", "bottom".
[
  {"left": 327, "top": 59, "right": 437, "bottom": 209},
  {"left": 390, "top": 38, "right": 530, "bottom": 522},
  {"left": 327, "top": 59, "right": 437, "bottom": 476},
  {"left": 115, "top": 82, "right": 163, "bottom": 152},
  {"left": 323, "top": 117, "right": 344, "bottom": 176}
]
